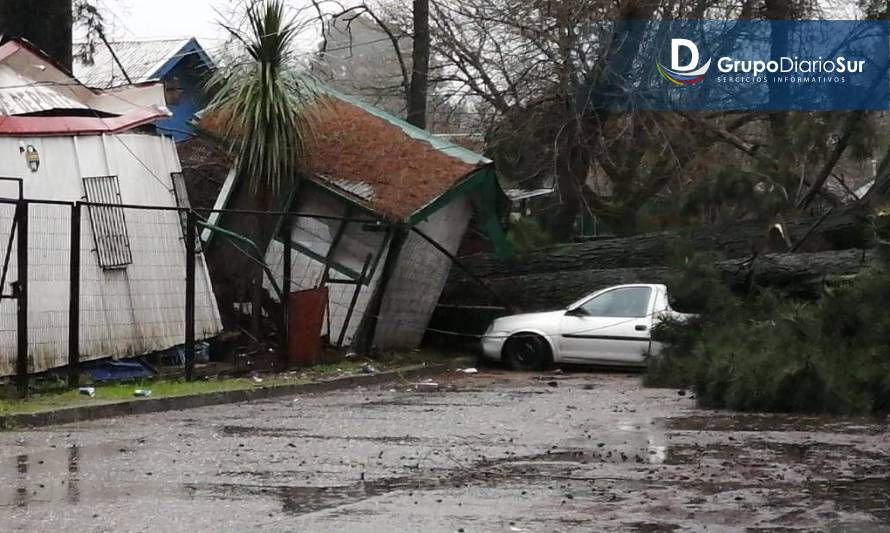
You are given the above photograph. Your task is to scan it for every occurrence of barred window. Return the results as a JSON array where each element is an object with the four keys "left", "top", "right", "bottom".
[{"left": 83, "top": 176, "right": 133, "bottom": 269}]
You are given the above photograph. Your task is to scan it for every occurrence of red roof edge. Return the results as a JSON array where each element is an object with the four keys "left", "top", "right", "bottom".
[{"left": 0, "top": 108, "right": 169, "bottom": 136}]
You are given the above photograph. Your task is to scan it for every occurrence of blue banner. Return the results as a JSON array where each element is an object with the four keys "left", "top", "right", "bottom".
[{"left": 590, "top": 20, "right": 889, "bottom": 110}]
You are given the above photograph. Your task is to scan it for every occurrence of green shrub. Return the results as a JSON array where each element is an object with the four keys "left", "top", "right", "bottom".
[
  {"left": 507, "top": 217, "right": 554, "bottom": 253},
  {"left": 646, "top": 218, "right": 890, "bottom": 415}
]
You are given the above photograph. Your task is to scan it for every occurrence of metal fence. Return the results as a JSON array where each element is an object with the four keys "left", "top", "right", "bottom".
[
  {"left": 0, "top": 184, "right": 495, "bottom": 398},
  {"left": 0, "top": 189, "right": 409, "bottom": 398},
  {"left": 0, "top": 194, "right": 215, "bottom": 396}
]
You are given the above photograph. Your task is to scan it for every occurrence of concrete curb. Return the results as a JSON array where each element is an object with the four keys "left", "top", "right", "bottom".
[{"left": 1, "top": 364, "right": 446, "bottom": 430}]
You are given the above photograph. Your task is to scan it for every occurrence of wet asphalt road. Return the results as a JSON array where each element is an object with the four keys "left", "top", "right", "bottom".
[{"left": 1, "top": 370, "right": 889, "bottom": 532}]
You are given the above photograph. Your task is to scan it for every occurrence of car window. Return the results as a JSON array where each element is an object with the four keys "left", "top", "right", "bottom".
[
  {"left": 653, "top": 287, "right": 669, "bottom": 313},
  {"left": 580, "top": 287, "right": 652, "bottom": 318}
]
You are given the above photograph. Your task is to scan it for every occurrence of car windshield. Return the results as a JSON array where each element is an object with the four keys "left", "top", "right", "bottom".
[
  {"left": 566, "top": 289, "right": 606, "bottom": 310},
  {"left": 578, "top": 287, "right": 652, "bottom": 318}
]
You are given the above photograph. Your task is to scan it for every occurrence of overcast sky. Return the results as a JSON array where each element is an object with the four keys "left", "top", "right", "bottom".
[
  {"left": 90, "top": 0, "right": 360, "bottom": 60},
  {"left": 97, "top": 0, "right": 232, "bottom": 45},
  {"left": 95, "top": 0, "right": 862, "bottom": 49}
]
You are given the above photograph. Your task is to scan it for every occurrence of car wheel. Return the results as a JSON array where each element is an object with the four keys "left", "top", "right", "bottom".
[{"left": 503, "top": 333, "right": 552, "bottom": 371}]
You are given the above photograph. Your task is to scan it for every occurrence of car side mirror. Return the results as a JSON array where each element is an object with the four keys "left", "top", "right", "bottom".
[{"left": 565, "top": 307, "right": 588, "bottom": 317}]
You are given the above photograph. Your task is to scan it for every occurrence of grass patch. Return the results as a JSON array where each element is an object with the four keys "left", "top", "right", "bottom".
[
  {"left": 0, "top": 376, "right": 296, "bottom": 416},
  {"left": 0, "top": 350, "right": 471, "bottom": 417}
]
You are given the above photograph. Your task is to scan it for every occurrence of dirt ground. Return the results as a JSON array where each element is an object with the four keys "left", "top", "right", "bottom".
[{"left": 1, "top": 370, "right": 888, "bottom": 532}]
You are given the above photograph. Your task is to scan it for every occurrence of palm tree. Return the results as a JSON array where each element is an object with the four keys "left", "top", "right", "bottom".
[
  {"left": 204, "top": 0, "right": 319, "bottom": 341},
  {"left": 207, "top": 0, "right": 317, "bottom": 197}
]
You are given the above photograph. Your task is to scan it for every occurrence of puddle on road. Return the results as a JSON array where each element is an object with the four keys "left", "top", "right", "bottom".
[
  {"left": 221, "top": 425, "right": 425, "bottom": 444},
  {"left": 187, "top": 476, "right": 428, "bottom": 516},
  {"left": 222, "top": 425, "right": 305, "bottom": 438},
  {"left": 626, "top": 522, "right": 680, "bottom": 532},
  {"left": 664, "top": 440, "right": 889, "bottom": 470},
  {"left": 0, "top": 441, "right": 140, "bottom": 509},
  {"left": 668, "top": 413, "right": 888, "bottom": 434},
  {"left": 808, "top": 477, "right": 890, "bottom": 523}
]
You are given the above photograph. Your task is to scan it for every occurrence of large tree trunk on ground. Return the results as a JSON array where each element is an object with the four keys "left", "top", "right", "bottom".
[
  {"left": 426, "top": 208, "right": 875, "bottom": 347},
  {"left": 441, "top": 249, "right": 874, "bottom": 313},
  {"left": 454, "top": 209, "right": 870, "bottom": 280},
  {"left": 0, "top": 0, "right": 73, "bottom": 71}
]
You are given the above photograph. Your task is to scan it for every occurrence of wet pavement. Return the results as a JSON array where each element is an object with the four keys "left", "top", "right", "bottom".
[{"left": 1, "top": 370, "right": 889, "bottom": 532}]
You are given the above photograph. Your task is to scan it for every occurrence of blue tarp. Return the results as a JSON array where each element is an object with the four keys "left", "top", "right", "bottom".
[{"left": 83, "top": 359, "right": 156, "bottom": 382}]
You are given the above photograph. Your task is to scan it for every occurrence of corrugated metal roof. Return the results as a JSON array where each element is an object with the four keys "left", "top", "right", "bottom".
[
  {"left": 854, "top": 180, "right": 874, "bottom": 199},
  {"left": 302, "top": 96, "right": 485, "bottom": 220},
  {"left": 73, "top": 39, "right": 196, "bottom": 88},
  {"left": 0, "top": 41, "right": 169, "bottom": 134},
  {"left": 0, "top": 83, "right": 87, "bottom": 115},
  {"left": 316, "top": 174, "right": 377, "bottom": 202}
]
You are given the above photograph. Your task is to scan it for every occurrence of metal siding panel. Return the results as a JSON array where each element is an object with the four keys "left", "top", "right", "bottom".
[{"left": 374, "top": 197, "right": 473, "bottom": 349}]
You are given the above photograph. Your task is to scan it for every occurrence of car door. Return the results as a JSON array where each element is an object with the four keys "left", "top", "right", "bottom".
[{"left": 558, "top": 286, "right": 654, "bottom": 364}]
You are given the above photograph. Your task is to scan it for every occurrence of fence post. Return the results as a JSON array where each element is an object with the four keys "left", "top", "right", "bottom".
[
  {"left": 68, "top": 203, "right": 81, "bottom": 388},
  {"left": 184, "top": 210, "right": 196, "bottom": 381},
  {"left": 281, "top": 216, "right": 292, "bottom": 366},
  {"left": 15, "top": 200, "right": 28, "bottom": 397}
]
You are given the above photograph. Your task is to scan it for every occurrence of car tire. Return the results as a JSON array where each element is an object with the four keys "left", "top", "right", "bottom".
[{"left": 503, "top": 333, "right": 552, "bottom": 371}]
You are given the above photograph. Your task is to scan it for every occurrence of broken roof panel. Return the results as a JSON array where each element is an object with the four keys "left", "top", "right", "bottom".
[
  {"left": 0, "top": 40, "right": 170, "bottom": 135},
  {"left": 0, "top": 108, "right": 169, "bottom": 135},
  {"left": 74, "top": 38, "right": 214, "bottom": 88},
  {"left": 0, "top": 77, "right": 88, "bottom": 115}
]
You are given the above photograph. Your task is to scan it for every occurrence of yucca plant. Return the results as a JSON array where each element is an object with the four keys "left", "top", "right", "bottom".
[
  {"left": 203, "top": 0, "right": 320, "bottom": 340},
  {"left": 206, "top": 0, "right": 318, "bottom": 197}
]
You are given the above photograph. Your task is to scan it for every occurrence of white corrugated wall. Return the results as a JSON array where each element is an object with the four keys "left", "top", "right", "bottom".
[
  {"left": 0, "top": 133, "right": 222, "bottom": 376},
  {"left": 373, "top": 197, "right": 473, "bottom": 349}
]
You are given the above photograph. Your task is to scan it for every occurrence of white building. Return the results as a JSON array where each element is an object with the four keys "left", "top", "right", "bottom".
[{"left": 0, "top": 40, "right": 222, "bottom": 376}]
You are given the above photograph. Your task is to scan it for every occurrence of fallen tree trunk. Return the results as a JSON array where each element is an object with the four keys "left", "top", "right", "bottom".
[
  {"left": 441, "top": 249, "right": 875, "bottom": 312},
  {"left": 457, "top": 209, "right": 870, "bottom": 280}
]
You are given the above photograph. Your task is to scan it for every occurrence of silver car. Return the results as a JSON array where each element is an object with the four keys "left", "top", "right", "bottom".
[{"left": 480, "top": 283, "right": 688, "bottom": 370}]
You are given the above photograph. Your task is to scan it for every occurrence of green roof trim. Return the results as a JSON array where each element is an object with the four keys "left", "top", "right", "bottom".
[
  {"left": 408, "top": 166, "right": 513, "bottom": 258},
  {"left": 407, "top": 166, "right": 490, "bottom": 224}
]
